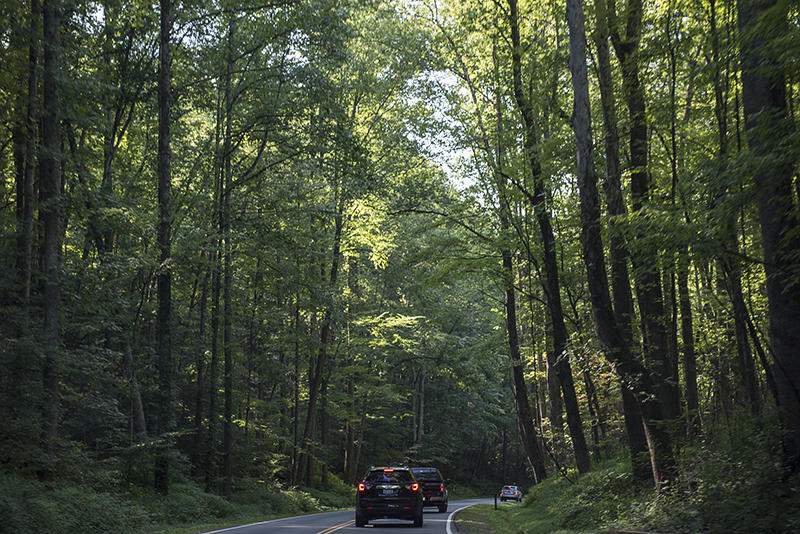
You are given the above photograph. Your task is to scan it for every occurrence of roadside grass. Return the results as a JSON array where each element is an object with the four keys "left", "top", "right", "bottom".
[
  {"left": 454, "top": 464, "right": 627, "bottom": 534},
  {"left": 455, "top": 500, "right": 572, "bottom": 534},
  {"left": 455, "top": 437, "right": 800, "bottom": 534},
  {"left": 0, "top": 475, "right": 353, "bottom": 534}
]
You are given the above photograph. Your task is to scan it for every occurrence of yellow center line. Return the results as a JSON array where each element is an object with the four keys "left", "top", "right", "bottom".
[{"left": 317, "top": 519, "right": 355, "bottom": 534}]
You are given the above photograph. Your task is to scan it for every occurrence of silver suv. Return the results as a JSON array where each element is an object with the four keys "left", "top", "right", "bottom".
[{"left": 500, "top": 484, "right": 523, "bottom": 502}]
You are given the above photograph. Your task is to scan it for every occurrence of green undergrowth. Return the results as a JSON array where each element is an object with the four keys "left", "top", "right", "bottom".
[
  {"left": 0, "top": 475, "right": 352, "bottom": 534},
  {"left": 456, "top": 419, "right": 800, "bottom": 534}
]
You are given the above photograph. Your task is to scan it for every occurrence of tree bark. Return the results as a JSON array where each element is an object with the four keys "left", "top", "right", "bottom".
[
  {"left": 592, "top": 0, "right": 651, "bottom": 484},
  {"left": 503, "top": 243, "right": 548, "bottom": 483},
  {"left": 222, "top": 17, "right": 235, "bottom": 500},
  {"left": 677, "top": 248, "right": 700, "bottom": 436},
  {"left": 192, "top": 257, "right": 209, "bottom": 477},
  {"left": 321, "top": 374, "right": 329, "bottom": 487},
  {"left": 706, "top": 0, "right": 761, "bottom": 418},
  {"left": 566, "top": 0, "right": 605, "bottom": 466},
  {"left": 416, "top": 367, "right": 425, "bottom": 445},
  {"left": 508, "top": 0, "right": 591, "bottom": 475},
  {"left": 344, "top": 256, "right": 359, "bottom": 485},
  {"left": 205, "top": 248, "right": 221, "bottom": 492},
  {"left": 40, "top": 0, "right": 62, "bottom": 481},
  {"left": 608, "top": 0, "right": 676, "bottom": 487},
  {"left": 296, "top": 198, "right": 344, "bottom": 486},
  {"left": 547, "top": 350, "right": 563, "bottom": 436},
  {"left": 124, "top": 340, "right": 148, "bottom": 440},
  {"left": 738, "top": 0, "right": 800, "bottom": 469},
  {"left": 14, "top": 0, "right": 39, "bottom": 333},
  {"left": 154, "top": 0, "right": 172, "bottom": 496}
]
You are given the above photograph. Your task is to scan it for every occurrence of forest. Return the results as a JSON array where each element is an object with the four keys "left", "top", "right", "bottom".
[{"left": 1, "top": 0, "right": 800, "bottom": 531}]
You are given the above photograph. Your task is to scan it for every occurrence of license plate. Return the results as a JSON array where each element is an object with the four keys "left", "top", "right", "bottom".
[{"left": 381, "top": 489, "right": 398, "bottom": 496}]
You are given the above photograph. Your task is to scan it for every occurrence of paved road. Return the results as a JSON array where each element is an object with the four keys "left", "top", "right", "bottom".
[{"left": 203, "top": 499, "right": 493, "bottom": 534}]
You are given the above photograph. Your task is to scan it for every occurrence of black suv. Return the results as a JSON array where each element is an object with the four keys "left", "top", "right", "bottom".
[
  {"left": 355, "top": 467, "right": 423, "bottom": 527},
  {"left": 410, "top": 467, "right": 448, "bottom": 512}
]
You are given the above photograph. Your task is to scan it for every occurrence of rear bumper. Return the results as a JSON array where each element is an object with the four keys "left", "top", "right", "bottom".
[{"left": 357, "top": 505, "right": 420, "bottom": 520}]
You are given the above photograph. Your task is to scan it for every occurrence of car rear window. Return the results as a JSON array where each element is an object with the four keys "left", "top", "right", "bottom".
[
  {"left": 365, "top": 469, "right": 413, "bottom": 483},
  {"left": 411, "top": 468, "right": 441, "bottom": 481}
]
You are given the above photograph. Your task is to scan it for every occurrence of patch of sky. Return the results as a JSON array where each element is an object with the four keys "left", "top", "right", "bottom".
[{"left": 406, "top": 69, "right": 476, "bottom": 191}]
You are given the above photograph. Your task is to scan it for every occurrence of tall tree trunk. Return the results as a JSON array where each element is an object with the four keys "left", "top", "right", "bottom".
[
  {"left": 344, "top": 256, "right": 358, "bottom": 485},
  {"left": 664, "top": 7, "right": 683, "bottom": 425},
  {"left": 583, "top": 371, "right": 607, "bottom": 461},
  {"left": 417, "top": 367, "right": 425, "bottom": 445},
  {"left": 15, "top": 0, "right": 39, "bottom": 333},
  {"left": 592, "top": 0, "right": 651, "bottom": 483},
  {"left": 677, "top": 247, "right": 700, "bottom": 436},
  {"left": 154, "top": 0, "right": 172, "bottom": 495},
  {"left": 565, "top": 0, "right": 613, "bottom": 468},
  {"left": 501, "top": 429, "right": 508, "bottom": 482},
  {"left": 725, "top": 265, "right": 761, "bottom": 415},
  {"left": 675, "top": 33, "right": 701, "bottom": 439},
  {"left": 40, "top": 0, "right": 61, "bottom": 481},
  {"left": 344, "top": 367, "right": 356, "bottom": 483},
  {"left": 354, "top": 397, "right": 367, "bottom": 480},
  {"left": 608, "top": 0, "right": 676, "bottom": 487},
  {"left": 277, "top": 256, "right": 288, "bottom": 457},
  {"left": 192, "top": 257, "right": 209, "bottom": 477},
  {"left": 205, "top": 248, "right": 221, "bottom": 492},
  {"left": 547, "top": 350, "right": 563, "bottom": 436},
  {"left": 205, "top": 58, "right": 228, "bottom": 490},
  {"left": 291, "top": 306, "right": 300, "bottom": 482},
  {"left": 296, "top": 199, "right": 344, "bottom": 486},
  {"left": 622, "top": 46, "right": 675, "bottom": 427},
  {"left": 124, "top": 340, "right": 148, "bottom": 441},
  {"left": 707, "top": 0, "right": 761, "bottom": 417},
  {"left": 502, "top": 242, "right": 548, "bottom": 483},
  {"left": 321, "top": 374, "right": 329, "bottom": 487},
  {"left": 411, "top": 367, "right": 418, "bottom": 443},
  {"left": 492, "top": 28, "right": 548, "bottom": 482},
  {"left": 222, "top": 17, "right": 235, "bottom": 500},
  {"left": 738, "top": 0, "right": 800, "bottom": 469},
  {"left": 525, "top": 274, "right": 549, "bottom": 430},
  {"left": 508, "top": 0, "right": 591, "bottom": 475}
]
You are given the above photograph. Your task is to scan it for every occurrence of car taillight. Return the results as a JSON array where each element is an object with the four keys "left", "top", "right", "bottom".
[
  {"left": 358, "top": 483, "right": 366, "bottom": 492},
  {"left": 440, "top": 483, "right": 444, "bottom": 491},
  {"left": 412, "top": 483, "right": 419, "bottom": 491}
]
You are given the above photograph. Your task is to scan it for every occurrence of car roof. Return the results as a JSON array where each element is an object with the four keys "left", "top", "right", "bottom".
[{"left": 370, "top": 466, "right": 410, "bottom": 471}]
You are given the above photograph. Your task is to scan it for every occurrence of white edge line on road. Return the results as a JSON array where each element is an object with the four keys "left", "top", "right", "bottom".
[
  {"left": 447, "top": 502, "right": 478, "bottom": 534},
  {"left": 203, "top": 508, "right": 353, "bottom": 533},
  {"left": 203, "top": 515, "right": 296, "bottom": 534}
]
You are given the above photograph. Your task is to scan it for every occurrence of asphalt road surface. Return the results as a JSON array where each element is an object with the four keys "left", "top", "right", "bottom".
[{"left": 203, "top": 499, "right": 493, "bottom": 534}]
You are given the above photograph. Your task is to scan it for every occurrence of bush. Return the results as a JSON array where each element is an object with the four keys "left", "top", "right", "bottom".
[
  {"left": 605, "top": 413, "right": 800, "bottom": 534},
  {"left": 0, "top": 476, "right": 153, "bottom": 534},
  {"left": 150, "top": 483, "right": 236, "bottom": 524},
  {"left": 0, "top": 461, "right": 358, "bottom": 534},
  {"left": 546, "top": 463, "right": 634, "bottom": 529},
  {"left": 308, "top": 473, "right": 356, "bottom": 509},
  {"left": 682, "top": 414, "right": 800, "bottom": 534}
]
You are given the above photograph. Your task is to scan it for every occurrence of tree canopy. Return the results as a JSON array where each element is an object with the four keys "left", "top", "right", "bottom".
[{"left": 1, "top": 0, "right": 799, "bottom": 528}]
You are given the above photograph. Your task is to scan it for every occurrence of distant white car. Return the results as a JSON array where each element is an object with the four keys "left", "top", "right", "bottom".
[{"left": 500, "top": 485, "right": 523, "bottom": 502}]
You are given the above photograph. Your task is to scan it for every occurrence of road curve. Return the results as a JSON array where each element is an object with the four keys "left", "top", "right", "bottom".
[{"left": 203, "top": 498, "right": 493, "bottom": 534}]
